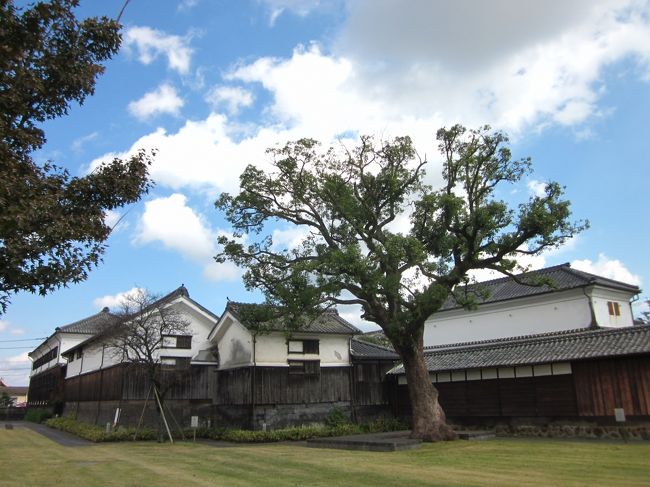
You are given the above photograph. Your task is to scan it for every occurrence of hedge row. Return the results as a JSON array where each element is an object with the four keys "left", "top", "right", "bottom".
[
  {"left": 45, "top": 416, "right": 407, "bottom": 443},
  {"left": 46, "top": 417, "right": 157, "bottom": 442},
  {"left": 195, "top": 417, "right": 407, "bottom": 443}
]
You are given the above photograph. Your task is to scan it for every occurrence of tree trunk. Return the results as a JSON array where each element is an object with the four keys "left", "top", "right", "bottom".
[{"left": 401, "top": 345, "right": 457, "bottom": 442}]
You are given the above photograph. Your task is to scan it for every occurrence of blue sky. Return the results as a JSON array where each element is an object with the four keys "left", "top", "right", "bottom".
[{"left": 2, "top": 0, "right": 650, "bottom": 385}]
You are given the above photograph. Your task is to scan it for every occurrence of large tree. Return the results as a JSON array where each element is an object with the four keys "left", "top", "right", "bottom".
[
  {"left": 0, "top": 0, "right": 153, "bottom": 313},
  {"left": 216, "top": 125, "right": 586, "bottom": 440}
]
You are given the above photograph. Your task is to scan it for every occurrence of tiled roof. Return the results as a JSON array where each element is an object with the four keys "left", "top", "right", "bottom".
[
  {"left": 61, "top": 286, "right": 218, "bottom": 356},
  {"left": 389, "top": 325, "right": 650, "bottom": 374},
  {"left": 0, "top": 385, "right": 28, "bottom": 395},
  {"left": 226, "top": 302, "right": 360, "bottom": 335},
  {"left": 351, "top": 338, "right": 399, "bottom": 360},
  {"left": 56, "top": 307, "right": 120, "bottom": 334},
  {"left": 442, "top": 263, "right": 640, "bottom": 311}
]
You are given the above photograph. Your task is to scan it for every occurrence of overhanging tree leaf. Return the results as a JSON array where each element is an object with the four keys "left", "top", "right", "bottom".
[{"left": 0, "top": 0, "right": 154, "bottom": 313}]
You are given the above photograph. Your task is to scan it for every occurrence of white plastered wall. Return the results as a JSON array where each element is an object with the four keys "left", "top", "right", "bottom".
[
  {"left": 424, "top": 289, "right": 593, "bottom": 346},
  {"left": 588, "top": 286, "right": 637, "bottom": 327},
  {"left": 254, "top": 332, "right": 350, "bottom": 366}
]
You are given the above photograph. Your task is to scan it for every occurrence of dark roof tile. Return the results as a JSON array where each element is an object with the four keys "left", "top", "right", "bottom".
[
  {"left": 226, "top": 302, "right": 360, "bottom": 335},
  {"left": 351, "top": 338, "right": 399, "bottom": 360},
  {"left": 441, "top": 263, "right": 640, "bottom": 311},
  {"left": 389, "top": 325, "right": 650, "bottom": 374},
  {"left": 56, "top": 308, "right": 120, "bottom": 335}
]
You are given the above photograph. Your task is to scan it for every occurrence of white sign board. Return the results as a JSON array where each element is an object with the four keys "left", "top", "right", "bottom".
[
  {"left": 614, "top": 408, "right": 626, "bottom": 422},
  {"left": 191, "top": 415, "right": 199, "bottom": 428}
]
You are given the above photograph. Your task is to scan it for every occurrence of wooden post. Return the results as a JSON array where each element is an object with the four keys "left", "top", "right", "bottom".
[{"left": 153, "top": 385, "right": 174, "bottom": 444}]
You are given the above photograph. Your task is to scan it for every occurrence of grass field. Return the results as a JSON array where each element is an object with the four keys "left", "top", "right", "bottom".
[{"left": 2, "top": 428, "right": 650, "bottom": 486}]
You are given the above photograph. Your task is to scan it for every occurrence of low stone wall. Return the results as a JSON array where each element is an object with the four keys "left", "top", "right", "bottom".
[
  {"left": 495, "top": 422, "right": 650, "bottom": 440},
  {"left": 63, "top": 399, "right": 213, "bottom": 429}
]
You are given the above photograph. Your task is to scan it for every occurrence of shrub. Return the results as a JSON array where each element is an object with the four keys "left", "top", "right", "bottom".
[
  {"left": 46, "top": 417, "right": 157, "bottom": 442},
  {"left": 324, "top": 406, "right": 349, "bottom": 428},
  {"left": 24, "top": 408, "right": 52, "bottom": 423},
  {"left": 194, "top": 417, "right": 407, "bottom": 443}
]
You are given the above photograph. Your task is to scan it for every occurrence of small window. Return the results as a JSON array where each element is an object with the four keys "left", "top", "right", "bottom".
[
  {"left": 303, "top": 340, "right": 319, "bottom": 354},
  {"left": 607, "top": 301, "right": 621, "bottom": 317},
  {"left": 76, "top": 349, "right": 83, "bottom": 360},
  {"left": 162, "top": 335, "right": 192, "bottom": 349},
  {"left": 288, "top": 360, "right": 320, "bottom": 375},
  {"left": 176, "top": 335, "right": 192, "bottom": 349},
  {"left": 161, "top": 357, "right": 191, "bottom": 370},
  {"left": 287, "top": 339, "right": 319, "bottom": 354}
]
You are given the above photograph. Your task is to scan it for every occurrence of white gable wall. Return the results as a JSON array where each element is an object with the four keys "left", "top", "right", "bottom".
[
  {"left": 424, "top": 288, "right": 592, "bottom": 346},
  {"left": 212, "top": 312, "right": 352, "bottom": 369},
  {"left": 589, "top": 287, "right": 636, "bottom": 327},
  {"left": 65, "top": 297, "right": 218, "bottom": 379},
  {"left": 30, "top": 333, "right": 93, "bottom": 377},
  {"left": 216, "top": 316, "right": 253, "bottom": 369},
  {"left": 424, "top": 284, "right": 639, "bottom": 347}
]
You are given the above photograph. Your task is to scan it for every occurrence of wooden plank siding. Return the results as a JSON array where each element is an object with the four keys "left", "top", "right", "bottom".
[
  {"left": 64, "top": 364, "right": 217, "bottom": 402},
  {"left": 573, "top": 355, "right": 650, "bottom": 417},
  {"left": 27, "top": 365, "right": 67, "bottom": 406},
  {"left": 352, "top": 361, "right": 395, "bottom": 407},
  {"left": 214, "top": 366, "right": 352, "bottom": 406},
  {"left": 390, "top": 355, "right": 650, "bottom": 420},
  {"left": 392, "top": 373, "right": 578, "bottom": 418}
]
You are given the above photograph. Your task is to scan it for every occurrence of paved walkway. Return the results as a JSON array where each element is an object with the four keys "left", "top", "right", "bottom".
[{"left": 1, "top": 420, "right": 94, "bottom": 447}]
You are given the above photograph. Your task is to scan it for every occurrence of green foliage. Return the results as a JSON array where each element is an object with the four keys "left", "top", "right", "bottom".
[
  {"left": 194, "top": 418, "right": 407, "bottom": 443},
  {"left": 0, "top": 392, "right": 15, "bottom": 408},
  {"left": 217, "top": 127, "right": 586, "bottom": 351},
  {"left": 217, "top": 126, "right": 587, "bottom": 437},
  {"left": 24, "top": 408, "right": 52, "bottom": 423},
  {"left": 324, "top": 406, "right": 349, "bottom": 428},
  {"left": 46, "top": 417, "right": 157, "bottom": 442},
  {"left": 0, "top": 0, "right": 153, "bottom": 313}
]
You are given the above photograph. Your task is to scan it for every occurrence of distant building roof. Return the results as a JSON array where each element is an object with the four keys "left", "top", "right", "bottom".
[
  {"left": 55, "top": 307, "right": 120, "bottom": 335},
  {"left": 225, "top": 302, "right": 360, "bottom": 335},
  {"left": 389, "top": 325, "right": 650, "bottom": 375},
  {"left": 61, "top": 286, "right": 218, "bottom": 357},
  {"left": 351, "top": 338, "right": 399, "bottom": 360},
  {"left": 0, "top": 385, "right": 28, "bottom": 396},
  {"left": 441, "top": 263, "right": 641, "bottom": 311}
]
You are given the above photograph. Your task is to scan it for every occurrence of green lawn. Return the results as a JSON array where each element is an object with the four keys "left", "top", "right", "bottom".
[{"left": 2, "top": 428, "right": 650, "bottom": 486}]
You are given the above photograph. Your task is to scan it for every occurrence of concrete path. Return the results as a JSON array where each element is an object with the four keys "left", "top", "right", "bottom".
[{"left": 0, "top": 420, "right": 95, "bottom": 447}]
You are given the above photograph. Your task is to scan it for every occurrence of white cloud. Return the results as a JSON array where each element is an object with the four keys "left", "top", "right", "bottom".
[
  {"left": 178, "top": 0, "right": 199, "bottom": 11},
  {"left": 272, "top": 227, "right": 310, "bottom": 251},
  {"left": 258, "top": 0, "right": 324, "bottom": 25},
  {"left": 71, "top": 131, "right": 98, "bottom": 153},
  {"left": 93, "top": 287, "right": 144, "bottom": 310},
  {"left": 336, "top": 303, "right": 377, "bottom": 332},
  {"left": 128, "top": 84, "right": 184, "bottom": 120},
  {"left": 0, "top": 319, "right": 25, "bottom": 336},
  {"left": 571, "top": 253, "right": 642, "bottom": 285},
  {"left": 206, "top": 86, "right": 254, "bottom": 115},
  {"left": 86, "top": 114, "right": 298, "bottom": 195},
  {"left": 6, "top": 352, "right": 29, "bottom": 365},
  {"left": 123, "top": 26, "right": 193, "bottom": 74},
  {"left": 527, "top": 180, "right": 548, "bottom": 198},
  {"left": 134, "top": 194, "right": 240, "bottom": 282},
  {"left": 104, "top": 209, "right": 128, "bottom": 232},
  {"left": 87, "top": 1, "right": 650, "bottom": 233}
]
